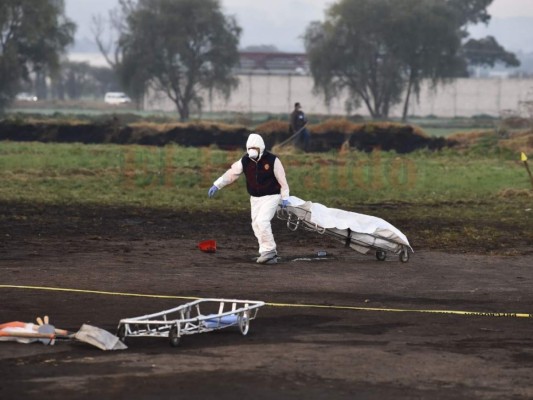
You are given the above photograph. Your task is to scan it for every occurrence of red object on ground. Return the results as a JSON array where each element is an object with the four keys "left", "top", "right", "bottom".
[{"left": 198, "top": 240, "right": 217, "bottom": 253}]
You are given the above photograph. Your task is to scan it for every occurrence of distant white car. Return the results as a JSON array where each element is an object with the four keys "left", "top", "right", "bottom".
[
  {"left": 16, "top": 93, "right": 38, "bottom": 102},
  {"left": 104, "top": 92, "right": 132, "bottom": 105}
]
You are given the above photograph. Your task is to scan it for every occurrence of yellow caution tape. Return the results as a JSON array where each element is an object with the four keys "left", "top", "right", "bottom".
[
  {"left": 1, "top": 284, "right": 531, "bottom": 319},
  {"left": 0, "top": 284, "right": 199, "bottom": 300},
  {"left": 266, "top": 301, "right": 532, "bottom": 318}
]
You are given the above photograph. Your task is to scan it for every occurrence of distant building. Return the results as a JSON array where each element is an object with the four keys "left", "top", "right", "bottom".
[{"left": 236, "top": 52, "right": 309, "bottom": 75}]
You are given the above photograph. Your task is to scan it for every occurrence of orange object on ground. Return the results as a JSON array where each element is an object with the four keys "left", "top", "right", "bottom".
[
  {"left": 0, "top": 321, "right": 45, "bottom": 344},
  {"left": 198, "top": 240, "right": 217, "bottom": 253},
  {"left": 0, "top": 321, "right": 26, "bottom": 330}
]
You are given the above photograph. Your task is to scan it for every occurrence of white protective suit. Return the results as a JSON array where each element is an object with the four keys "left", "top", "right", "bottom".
[{"left": 213, "top": 134, "right": 290, "bottom": 257}]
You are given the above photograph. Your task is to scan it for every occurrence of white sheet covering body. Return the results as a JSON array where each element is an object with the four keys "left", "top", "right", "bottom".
[{"left": 286, "top": 196, "right": 412, "bottom": 255}]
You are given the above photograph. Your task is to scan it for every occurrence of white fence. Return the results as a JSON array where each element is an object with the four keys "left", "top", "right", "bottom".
[{"left": 144, "top": 75, "right": 533, "bottom": 118}]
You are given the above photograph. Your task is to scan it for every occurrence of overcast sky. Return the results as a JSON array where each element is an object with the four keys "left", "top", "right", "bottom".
[{"left": 65, "top": 0, "right": 533, "bottom": 53}]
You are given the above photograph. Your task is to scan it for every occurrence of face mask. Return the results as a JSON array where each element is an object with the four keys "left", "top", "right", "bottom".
[{"left": 248, "top": 149, "right": 259, "bottom": 159}]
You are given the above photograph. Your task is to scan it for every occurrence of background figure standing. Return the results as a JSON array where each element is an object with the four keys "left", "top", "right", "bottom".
[
  {"left": 290, "top": 102, "right": 310, "bottom": 151},
  {"left": 208, "top": 133, "right": 290, "bottom": 264}
]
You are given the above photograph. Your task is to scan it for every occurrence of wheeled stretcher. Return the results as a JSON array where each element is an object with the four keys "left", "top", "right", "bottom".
[
  {"left": 277, "top": 196, "right": 413, "bottom": 262},
  {"left": 116, "top": 298, "right": 265, "bottom": 347}
]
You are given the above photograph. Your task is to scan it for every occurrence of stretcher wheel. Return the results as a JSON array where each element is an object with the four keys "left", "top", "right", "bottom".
[
  {"left": 376, "top": 250, "right": 387, "bottom": 261},
  {"left": 399, "top": 249, "right": 409, "bottom": 263},
  {"left": 238, "top": 311, "right": 250, "bottom": 336},
  {"left": 169, "top": 326, "right": 181, "bottom": 347},
  {"left": 117, "top": 325, "right": 127, "bottom": 344}
]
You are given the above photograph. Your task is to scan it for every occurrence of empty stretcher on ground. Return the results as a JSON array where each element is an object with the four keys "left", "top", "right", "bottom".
[
  {"left": 116, "top": 298, "right": 265, "bottom": 347},
  {"left": 277, "top": 196, "right": 413, "bottom": 262}
]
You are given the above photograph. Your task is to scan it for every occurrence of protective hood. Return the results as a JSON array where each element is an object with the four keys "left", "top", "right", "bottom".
[{"left": 246, "top": 133, "right": 265, "bottom": 158}]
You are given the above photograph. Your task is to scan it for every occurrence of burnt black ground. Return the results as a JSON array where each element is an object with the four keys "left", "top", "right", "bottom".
[{"left": 1, "top": 201, "right": 532, "bottom": 399}]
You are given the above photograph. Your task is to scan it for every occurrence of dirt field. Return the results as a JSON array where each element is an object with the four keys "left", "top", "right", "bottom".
[{"left": 1, "top": 201, "right": 533, "bottom": 399}]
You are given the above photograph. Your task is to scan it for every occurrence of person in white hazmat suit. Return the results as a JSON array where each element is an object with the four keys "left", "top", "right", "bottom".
[{"left": 208, "top": 133, "right": 290, "bottom": 264}]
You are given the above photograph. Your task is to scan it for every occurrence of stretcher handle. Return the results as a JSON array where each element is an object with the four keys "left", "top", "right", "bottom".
[
  {"left": 315, "top": 224, "right": 326, "bottom": 234},
  {"left": 276, "top": 207, "right": 290, "bottom": 220},
  {"left": 286, "top": 214, "right": 300, "bottom": 231}
]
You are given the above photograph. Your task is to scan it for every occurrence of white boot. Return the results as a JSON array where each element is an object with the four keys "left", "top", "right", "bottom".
[{"left": 257, "top": 250, "right": 278, "bottom": 264}]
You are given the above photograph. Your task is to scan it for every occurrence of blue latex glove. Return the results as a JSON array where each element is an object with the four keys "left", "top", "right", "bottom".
[
  {"left": 281, "top": 199, "right": 290, "bottom": 208},
  {"left": 208, "top": 185, "right": 219, "bottom": 198}
]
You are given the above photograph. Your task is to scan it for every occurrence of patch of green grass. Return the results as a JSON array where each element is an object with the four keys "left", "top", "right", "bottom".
[{"left": 0, "top": 141, "right": 531, "bottom": 212}]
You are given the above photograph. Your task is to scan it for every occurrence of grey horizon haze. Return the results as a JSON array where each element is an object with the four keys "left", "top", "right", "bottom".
[{"left": 65, "top": 0, "right": 533, "bottom": 54}]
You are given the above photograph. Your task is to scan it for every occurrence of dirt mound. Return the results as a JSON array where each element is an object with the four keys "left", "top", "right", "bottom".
[
  {"left": 0, "top": 117, "right": 451, "bottom": 153},
  {"left": 448, "top": 129, "right": 533, "bottom": 154}
]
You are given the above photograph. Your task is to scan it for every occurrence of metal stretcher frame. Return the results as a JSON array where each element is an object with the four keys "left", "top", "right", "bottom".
[
  {"left": 277, "top": 205, "right": 412, "bottom": 263},
  {"left": 116, "top": 298, "right": 265, "bottom": 347}
]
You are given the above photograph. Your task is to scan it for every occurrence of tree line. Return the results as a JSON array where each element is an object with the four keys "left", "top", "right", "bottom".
[{"left": 0, "top": 0, "right": 520, "bottom": 120}]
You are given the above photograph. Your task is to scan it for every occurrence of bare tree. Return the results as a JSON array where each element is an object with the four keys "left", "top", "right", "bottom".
[{"left": 118, "top": 0, "right": 241, "bottom": 121}]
